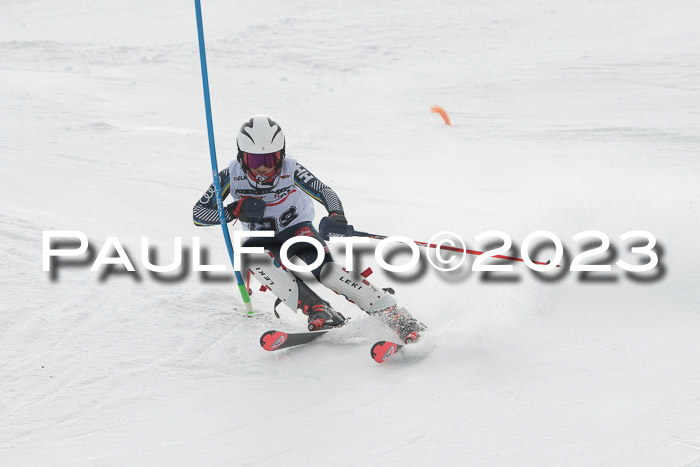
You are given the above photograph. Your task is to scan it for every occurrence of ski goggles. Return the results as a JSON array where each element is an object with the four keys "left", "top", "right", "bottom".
[{"left": 242, "top": 152, "right": 281, "bottom": 170}]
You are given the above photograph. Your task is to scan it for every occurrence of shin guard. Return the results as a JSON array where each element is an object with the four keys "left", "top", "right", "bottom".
[
  {"left": 318, "top": 262, "right": 397, "bottom": 314},
  {"left": 249, "top": 253, "right": 299, "bottom": 313}
]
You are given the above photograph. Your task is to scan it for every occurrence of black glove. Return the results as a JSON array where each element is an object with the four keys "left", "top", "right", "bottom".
[
  {"left": 319, "top": 215, "right": 354, "bottom": 240},
  {"left": 328, "top": 212, "right": 347, "bottom": 225},
  {"left": 226, "top": 198, "right": 266, "bottom": 223}
]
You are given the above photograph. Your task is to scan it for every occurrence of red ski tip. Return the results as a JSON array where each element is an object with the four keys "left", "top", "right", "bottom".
[
  {"left": 371, "top": 341, "right": 399, "bottom": 363},
  {"left": 260, "top": 331, "right": 287, "bottom": 351}
]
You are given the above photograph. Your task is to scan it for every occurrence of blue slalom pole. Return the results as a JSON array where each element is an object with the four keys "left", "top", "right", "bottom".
[{"left": 194, "top": 0, "right": 253, "bottom": 313}]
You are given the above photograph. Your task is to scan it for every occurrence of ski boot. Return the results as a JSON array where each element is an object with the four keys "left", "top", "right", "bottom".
[
  {"left": 297, "top": 280, "right": 346, "bottom": 331},
  {"left": 375, "top": 305, "right": 427, "bottom": 344}
]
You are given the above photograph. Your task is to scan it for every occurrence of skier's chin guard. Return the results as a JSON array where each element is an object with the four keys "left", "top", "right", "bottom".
[{"left": 319, "top": 216, "right": 355, "bottom": 240}]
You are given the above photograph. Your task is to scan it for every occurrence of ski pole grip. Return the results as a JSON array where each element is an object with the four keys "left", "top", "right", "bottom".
[{"left": 319, "top": 216, "right": 356, "bottom": 240}]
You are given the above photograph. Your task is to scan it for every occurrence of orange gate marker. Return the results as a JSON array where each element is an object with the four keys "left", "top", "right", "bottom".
[{"left": 430, "top": 105, "right": 451, "bottom": 126}]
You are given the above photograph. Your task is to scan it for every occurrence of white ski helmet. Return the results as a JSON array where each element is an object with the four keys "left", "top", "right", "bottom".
[{"left": 236, "top": 115, "right": 286, "bottom": 172}]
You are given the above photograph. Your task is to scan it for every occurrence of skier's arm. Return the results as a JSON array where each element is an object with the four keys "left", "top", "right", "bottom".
[
  {"left": 192, "top": 168, "right": 236, "bottom": 226},
  {"left": 294, "top": 164, "right": 345, "bottom": 216}
]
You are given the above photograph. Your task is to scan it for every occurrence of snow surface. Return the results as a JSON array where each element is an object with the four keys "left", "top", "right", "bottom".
[{"left": 2, "top": 0, "right": 700, "bottom": 465}]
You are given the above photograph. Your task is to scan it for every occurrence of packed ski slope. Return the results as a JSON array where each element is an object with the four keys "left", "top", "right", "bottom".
[{"left": 2, "top": 0, "right": 700, "bottom": 465}]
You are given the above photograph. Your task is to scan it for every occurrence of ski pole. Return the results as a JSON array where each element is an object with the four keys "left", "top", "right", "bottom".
[
  {"left": 194, "top": 0, "right": 254, "bottom": 313},
  {"left": 318, "top": 218, "right": 551, "bottom": 267}
]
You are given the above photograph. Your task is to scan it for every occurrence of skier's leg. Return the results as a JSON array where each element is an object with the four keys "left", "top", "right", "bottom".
[
  {"left": 283, "top": 223, "right": 347, "bottom": 330},
  {"left": 246, "top": 231, "right": 345, "bottom": 330},
  {"left": 247, "top": 250, "right": 299, "bottom": 311},
  {"left": 318, "top": 262, "right": 426, "bottom": 343},
  {"left": 276, "top": 222, "right": 425, "bottom": 342}
]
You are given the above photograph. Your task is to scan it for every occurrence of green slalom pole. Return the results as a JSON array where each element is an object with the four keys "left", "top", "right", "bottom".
[{"left": 194, "top": 0, "right": 253, "bottom": 313}]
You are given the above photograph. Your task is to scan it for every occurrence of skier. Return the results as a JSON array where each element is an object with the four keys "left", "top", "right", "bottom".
[{"left": 193, "top": 115, "right": 425, "bottom": 343}]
